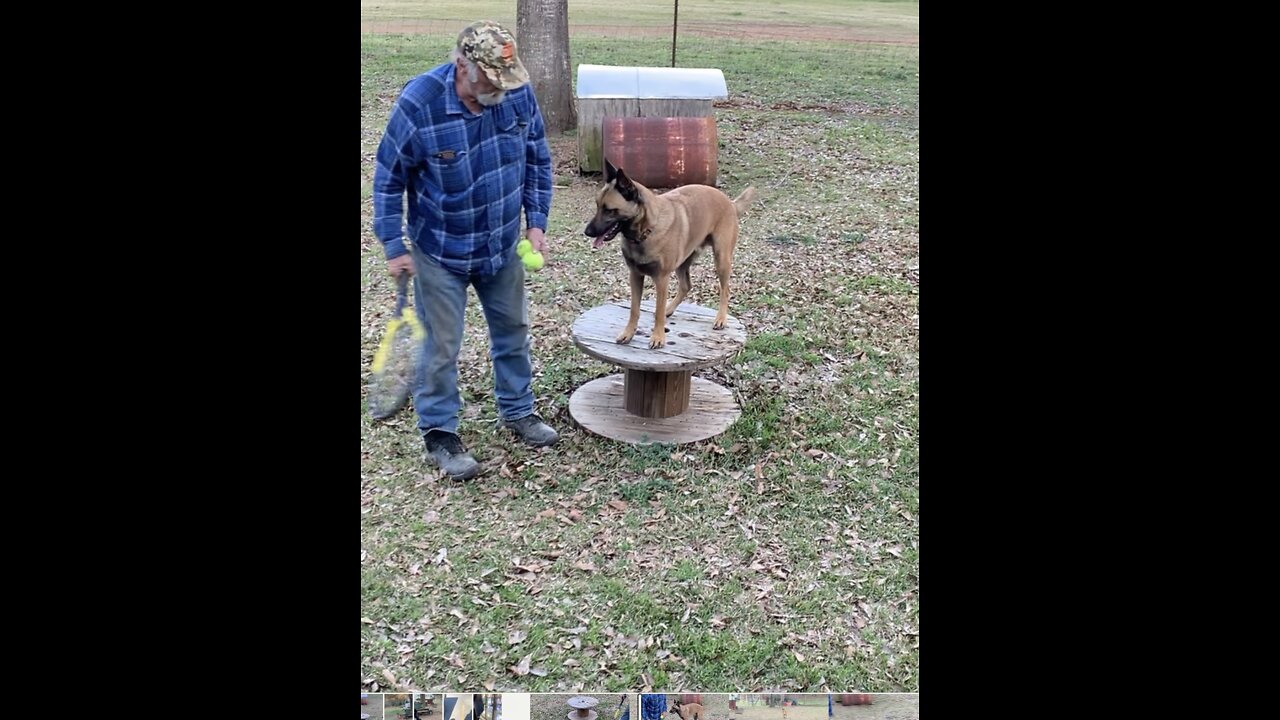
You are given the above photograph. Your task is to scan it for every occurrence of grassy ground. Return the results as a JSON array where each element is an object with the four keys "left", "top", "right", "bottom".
[
  {"left": 703, "top": 694, "right": 918, "bottom": 720},
  {"left": 361, "top": 1, "right": 918, "bottom": 693}
]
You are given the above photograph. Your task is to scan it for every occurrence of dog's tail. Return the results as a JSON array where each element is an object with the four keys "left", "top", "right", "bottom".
[{"left": 732, "top": 186, "right": 758, "bottom": 216}]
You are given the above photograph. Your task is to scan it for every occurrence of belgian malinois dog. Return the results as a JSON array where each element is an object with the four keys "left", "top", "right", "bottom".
[
  {"left": 669, "top": 702, "right": 705, "bottom": 720},
  {"left": 584, "top": 160, "right": 757, "bottom": 348}
]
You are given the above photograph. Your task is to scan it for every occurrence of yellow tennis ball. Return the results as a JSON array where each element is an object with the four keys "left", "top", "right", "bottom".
[
  {"left": 516, "top": 239, "right": 532, "bottom": 257},
  {"left": 523, "top": 251, "right": 544, "bottom": 271}
]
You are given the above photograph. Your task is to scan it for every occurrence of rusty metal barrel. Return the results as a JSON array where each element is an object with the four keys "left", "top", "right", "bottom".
[{"left": 602, "top": 116, "right": 718, "bottom": 188}]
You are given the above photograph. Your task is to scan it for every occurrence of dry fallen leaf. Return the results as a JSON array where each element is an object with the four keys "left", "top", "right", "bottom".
[
  {"left": 509, "top": 654, "right": 531, "bottom": 677},
  {"left": 483, "top": 678, "right": 496, "bottom": 691},
  {"left": 361, "top": 617, "right": 375, "bottom": 624},
  {"left": 568, "top": 508, "right": 583, "bottom": 522},
  {"left": 509, "top": 630, "right": 527, "bottom": 645},
  {"left": 608, "top": 500, "right": 629, "bottom": 511},
  {"left": 574, "top": 561, "right": 597, "bottom": 573},
  {"left": 794, "top": 651, "right": 805, "bottom": 662},
  {"left": 530, "top": 666, "right": 548, "bottom": 676}
]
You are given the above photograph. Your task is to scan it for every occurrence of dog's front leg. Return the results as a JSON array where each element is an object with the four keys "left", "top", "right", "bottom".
[
  {"left": 650, "top": 272, "right": 669, "bottom": 348},
  {"left": 617, "top": 270, "right": 644, "bottom": 344}
]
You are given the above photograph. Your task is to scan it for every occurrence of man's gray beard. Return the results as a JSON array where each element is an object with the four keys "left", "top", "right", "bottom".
[{"left": 467, "top": 63, "right": 506, "bottom": 106}]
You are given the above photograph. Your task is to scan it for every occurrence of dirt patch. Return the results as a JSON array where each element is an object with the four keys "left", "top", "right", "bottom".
[
  {"left": 361, "top": 20, "right": 915, "bottom": 45},
  {"left": 548, "top": 133, "right": 581, "bottom": 176},
  {"left": 362, "top": 694, "right": 386, "bottom": 720},
  {"left": 714, "top": 98, "right": 914, "bottom": 117}
]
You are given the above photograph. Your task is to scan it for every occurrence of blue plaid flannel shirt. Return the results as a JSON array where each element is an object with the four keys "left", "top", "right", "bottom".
[
  {"left": 641, "top": 695, "right": 668, "bottom": 720},
  {"left": 373, "top": 61, "right": 553, "bottom": 276}
]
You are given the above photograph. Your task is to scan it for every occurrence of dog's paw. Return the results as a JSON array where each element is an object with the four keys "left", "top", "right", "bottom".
[
  {"left": 713, "top": 315, "right": 727, "bottom": 329},
  {"left": 615, "top": 328, "right": 636, "bottom": 344},
  {"left": 649, "top": 330, "right": 666, "bottom": 349}
]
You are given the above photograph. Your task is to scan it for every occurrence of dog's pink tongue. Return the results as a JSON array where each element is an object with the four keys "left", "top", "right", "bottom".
[{"left": 593, "top": 238, "right": 604, "bottom": 249}]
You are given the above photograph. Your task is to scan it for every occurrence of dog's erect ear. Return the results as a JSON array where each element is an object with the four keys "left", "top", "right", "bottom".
[
  {"left": 605, "top": 159, "right": 619, "bottom": 182},
  {"left": 614, "top": 166, "right": 638, "bottom": 202}
]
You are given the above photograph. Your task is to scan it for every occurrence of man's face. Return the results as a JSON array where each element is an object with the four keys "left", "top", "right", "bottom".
[{"left": 458, "top": 58, "right": 507, "bottom": 106}]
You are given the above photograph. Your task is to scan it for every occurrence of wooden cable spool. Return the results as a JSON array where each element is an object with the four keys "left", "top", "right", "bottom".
[{"left": 570, "top": 301, "right": 746, "bottom": 444}]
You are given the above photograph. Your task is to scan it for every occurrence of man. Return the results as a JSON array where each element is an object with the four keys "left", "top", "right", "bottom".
[{"left": 373, "top": 20, "right": 558, "bottom": 480}]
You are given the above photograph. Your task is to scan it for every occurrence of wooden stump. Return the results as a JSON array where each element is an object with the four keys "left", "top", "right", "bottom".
[{"left": 570, "top": 300, "right": 747, "bottom": 444}]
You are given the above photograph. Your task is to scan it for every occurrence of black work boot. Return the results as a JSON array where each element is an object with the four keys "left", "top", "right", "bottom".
[
  {"left": 423, "top": 429, "right": 480, "bottom": 480},
  {"left": 500, "top": 413, "right": 559, "bottom": 447}
]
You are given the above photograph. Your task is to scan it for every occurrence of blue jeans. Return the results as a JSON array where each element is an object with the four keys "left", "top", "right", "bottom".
[{"left": 410, "top": 250, "right": 535, "bottom": 435}]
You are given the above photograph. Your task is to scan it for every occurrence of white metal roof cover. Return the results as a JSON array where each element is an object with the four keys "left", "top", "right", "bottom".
[{"left": 576, "top": 64, "right": 728, "bottom": 99}]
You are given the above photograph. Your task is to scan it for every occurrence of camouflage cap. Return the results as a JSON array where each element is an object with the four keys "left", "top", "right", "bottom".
[{"left": 457, "top": 20, "right": 530, "bottom": 90}]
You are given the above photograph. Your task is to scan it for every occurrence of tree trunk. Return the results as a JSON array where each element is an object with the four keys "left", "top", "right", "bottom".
[{"left": 516, "top": 0, "right": 576, "bottom": 134}]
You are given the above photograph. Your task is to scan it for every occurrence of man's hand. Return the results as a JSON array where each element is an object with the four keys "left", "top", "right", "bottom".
[
  {"left": 388, "top": 254, "right": 414, "bottom": 277},
  {"left": 527, "top": 227, "right": 548, "bottom": 255}
]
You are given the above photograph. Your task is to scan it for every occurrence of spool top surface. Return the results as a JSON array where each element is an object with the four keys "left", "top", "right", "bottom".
[{"left": 571, "top": 301, "right": 746, "bottom": 371}]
